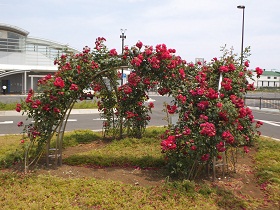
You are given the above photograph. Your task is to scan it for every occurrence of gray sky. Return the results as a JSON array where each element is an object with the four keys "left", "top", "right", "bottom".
[{"left": 1, "top": 0, "right": 279, "bottom": 71}]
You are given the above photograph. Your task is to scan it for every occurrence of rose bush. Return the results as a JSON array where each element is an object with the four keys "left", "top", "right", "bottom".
[
  {"left": 17, "top": 38, "right": 262, "bottom": 179},
  {"left": 157, "top": 48, "right": 263, "bottom": 179},
  {"left": 18, "top": 39, "right": 123, "bottom": 170}
]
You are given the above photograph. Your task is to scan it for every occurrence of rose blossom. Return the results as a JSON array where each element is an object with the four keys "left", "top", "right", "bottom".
[
  {"left": 219, "top": 66, "right": 229, "bottom": 73},
  {"left": 53, "top": 77, "right": 65, "bottom": 88},
  {"left": 200, "top": 122, "right": 216, "bottom": 137},
  {"left": 109, "top": 49, "right": 118, "bottom": 56},
  {"left": 136, "top": 41, "right": 143, "bottom": 49},
  {"left": 161, "top": 135, "right": 177, "bottom": 151},
  {"left": 53, "top": 107, "right": 60, "bottom": 113},
  {"left": 16, "top": 103, "right": 21, "bottom": 112},
  {"left": 178, "top": 68, "right": 185, "bottom": 79},
  {"left": 148, "top": 102, "right": 154, "bottom": 109},
  {"left": 167, "top": 104, "right": 177, "bottom": 114},
  {"left": 70, "top": 83, "right": 79, "bottom": 91},
  {"left": 255, "top": 67, "right": 263, "bottom": 78},
  {"left": 256, "top": 120, "right": 263, "bottom": 128},
  {"left": 244, "top": 146, "right": 249, "bottom": 153},
  {"left": 190, "top": 145, "right": 197, "bottom": 151},
  {"left": 17, "top": 121, "right": 23, "bottom": 127},
  {"left": 216, "top": 142, "right": 226, "bottom": 152},
  {"left": 177, "top": 94, "right": 186, "bottom": 104},
  {"left": 182, "top": 127, "right": 191, "bottom": 136},
  {"left": 197, "top": 101, "right": 209, "bottom": 110},
  {"left": 201, "top": 154, "right": 210, "bottom": 161},
  {"left": 222, "top": 130, "right": 235, "bottom": 144}
]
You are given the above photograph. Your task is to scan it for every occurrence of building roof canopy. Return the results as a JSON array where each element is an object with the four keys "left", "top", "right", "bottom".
[
  {"left": 0, "top": 23, "right": 29, "bottom": 36},
  {"left": 261, "top": 71, "right": 280, "bottom": 76}
]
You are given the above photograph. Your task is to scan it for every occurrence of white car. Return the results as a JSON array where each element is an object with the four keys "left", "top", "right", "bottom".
[{"left": 81, "top": 88, "right": 95, "bottom": 99}]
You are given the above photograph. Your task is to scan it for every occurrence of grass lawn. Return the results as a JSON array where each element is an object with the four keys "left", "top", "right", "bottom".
[
  {"left": 0, "top": 100, "right": 98, "bottom": 111},
  {"left": 0, "top": 129, "right": 279, "bottom": 209}
]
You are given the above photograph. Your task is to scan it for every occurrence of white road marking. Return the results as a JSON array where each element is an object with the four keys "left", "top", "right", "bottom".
[
  {"left": 146, "top": 98, "right": 156, "bottom": 102},
  {"left": 31, "top": 119, "right": 77, "bottom": 123},
  {"left": 255, "top": 119, "right": 280, "bottom": 127},
  {"left": 93, "top": 118, "right": 106, "bottom": 121},
  {"left": 0, "top": 121, "right": 13, "bottom": 124},
  {"left": 66, "top": 119, "right": 77, "bottom": 122},
  {"left": 93, "top": 118, "right": 125, "bottom": 121}
]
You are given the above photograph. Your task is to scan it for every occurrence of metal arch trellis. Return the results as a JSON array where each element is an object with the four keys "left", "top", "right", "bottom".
[{"left": 23, "top": 67, "right": 121, "bottom": 172}]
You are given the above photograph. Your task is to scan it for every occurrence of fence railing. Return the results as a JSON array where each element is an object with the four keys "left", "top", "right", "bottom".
[{"left": 244, "top": 96, "right": 280, "bottom": 110}]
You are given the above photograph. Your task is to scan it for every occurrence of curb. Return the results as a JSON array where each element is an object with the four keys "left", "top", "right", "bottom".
[
  {"left": 248, "top": 106, "right": 280, "bottom": 113},
  {"left": 1, "top": 106, "right": 279, "bottom": 117}
]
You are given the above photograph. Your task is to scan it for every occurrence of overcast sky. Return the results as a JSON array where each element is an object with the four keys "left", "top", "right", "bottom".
[{"left": 1, "top": 0, "right": 279, "bottom": 71}]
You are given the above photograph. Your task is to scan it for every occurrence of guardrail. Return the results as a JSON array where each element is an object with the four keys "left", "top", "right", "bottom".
[{"left": 244, "top": 96, "right": 280, "bottom": 110}]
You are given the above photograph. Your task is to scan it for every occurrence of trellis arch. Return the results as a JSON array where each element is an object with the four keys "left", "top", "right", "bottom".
[{"left": 18, "top": 38, "right": 262, "bottom": 179}]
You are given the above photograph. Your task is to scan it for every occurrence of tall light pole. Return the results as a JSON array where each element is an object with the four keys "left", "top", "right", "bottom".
[
  {"left": 237, "top": 5, "right": 245, "bottom": 65},
  {"left": 120, "top": 29, "right": 126, "bottom": 86}
]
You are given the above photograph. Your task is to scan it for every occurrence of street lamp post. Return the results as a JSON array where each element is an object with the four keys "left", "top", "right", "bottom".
[
  {"left": 120, "top": 29, "right": 126, "bottom": 86},
  {"left": 237, "top": 5, "right": 245, "bottom": 65}
]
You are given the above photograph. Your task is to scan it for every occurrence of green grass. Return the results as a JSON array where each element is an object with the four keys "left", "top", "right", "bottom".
[
  {"left": 72, "top": 100, "right": 98, "bottom": 109},
  {"left": 61, "top": 127, "right": 166, "bottom": 168},
  {"left": 0, "top": 101, "right": 18, "bottom": 111},
  {"left": 0, "top": 130, "right": 279, "bottom": 209},
  {"left": 0, "top": 173, "right": 221, "bottom": 210},
  {"left": 254, "top": 137, "right": 280, "bottom": 203},
  {"left": 64, "top": 134, "right": 165, "bottom": 168},
  {"left": 0, "top": 135, "right": 23, "bottom": 168},
  {"left": 0, "top": 100, "right": 98, "bottom": 111},
  {"left": 255, "top": 137, "right": 280, "bottom": 184},
  {"left": 62, "top": 129, "right": 103, "bottom": 147}
]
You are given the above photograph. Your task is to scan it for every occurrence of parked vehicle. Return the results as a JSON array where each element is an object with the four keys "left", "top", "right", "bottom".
[{"left": 81, "top": 88, "right": 95, "bottom": 99}]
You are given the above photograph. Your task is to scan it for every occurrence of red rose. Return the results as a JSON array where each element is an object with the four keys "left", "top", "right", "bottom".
[
  {"left": 255, "top": 67, "right": 263, "bottom": 78},
  {"left": 190, "top": 145, "right": 197, "bottom": 151},
  {"left": 17, "top": 121, "right": 23, "bottom": 127},
  {"left": 70, "top": 83, "right": 79, "bottom": 91},
  {"left": 244, "top": 146, "right": 249, "bottom": 153},
  {"left": 53, "top": 107, "right": 60, "bottom": 113},
  {"left": 201, "top": 154, "right": 210, "bottom": 161},
  {"left": 148, "top": 102, "right": 154, "bottom": 109},
  {"left": 136, "top": 41, "right": 143, "bottom": 49},
  {"left": 219, "top": 66, "right": 229, "bottom": 73},
  {"left": 109, "top": 49, "right": 118, "bottom": 56},
  {"left": 16, "top": 103, "right": 21, "bottom": 112},
  {"left": 200, "top": 122, "right": 216, "bottom": 137},
  {"left": 53, "top": 77, "right": 65, "bottom": 88}
]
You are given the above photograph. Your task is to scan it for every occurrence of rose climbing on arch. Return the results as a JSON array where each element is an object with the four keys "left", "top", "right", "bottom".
[
  {"left": 17, "top": 36, "right": 262, "bottom": 179},
  {"left": 156, "top": 48, "right": 263, "bottom": 179}
]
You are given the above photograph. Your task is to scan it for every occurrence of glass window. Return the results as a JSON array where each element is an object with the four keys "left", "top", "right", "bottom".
[{"left": 0, "top": 31, "right": 25, "bottom": 52}]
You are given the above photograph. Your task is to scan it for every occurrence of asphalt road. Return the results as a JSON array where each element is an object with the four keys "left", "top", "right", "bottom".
[{"left": 0, "top": 95, "right": 279, "bottom": 140}]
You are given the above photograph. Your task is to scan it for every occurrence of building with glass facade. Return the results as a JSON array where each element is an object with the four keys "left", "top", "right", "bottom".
[{"left": 0, "top": 23, "right": 79, "bottom": 94}]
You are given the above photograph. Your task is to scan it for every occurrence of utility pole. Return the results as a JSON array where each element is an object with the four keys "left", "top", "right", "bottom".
[
  {"left": 237, "top": 5, "right": 245, "bottom": 65},
  {"left": 120, "top": 29, "right": 126, "bottom": 85}
]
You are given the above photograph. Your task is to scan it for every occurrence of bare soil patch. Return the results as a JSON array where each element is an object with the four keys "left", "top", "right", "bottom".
[
  {"left": 36, "top": 141, "right": 167, "bottom": 187},
  {"left": 23, "top": 142, "right": 275, "bottom": 208},
  {"left": 37, "top": 143, "right": 258, "bottom": 186}
]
